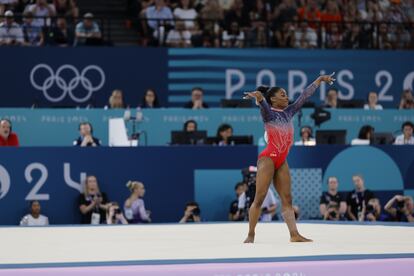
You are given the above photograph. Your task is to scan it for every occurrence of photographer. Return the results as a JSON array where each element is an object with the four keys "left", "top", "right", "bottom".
[
  {"left": 384, "top": 195, "right": 414, "bottom": 222},
  {"left": 229, "top": 182, "right": 247, "bottom": 221},
  {"left": 106, "top": 202, "right": 128, "bottom": 225},
  {"left": 179, "top": 202, "right": 201, "bottom": 223},
  {"left": 319, "top": 176, "right": 347, "bottom": 219},
  {"left": 360, "top": 198, "right": 387, "bottom": 222},
  {"left": 323, "top": 202, "right": 340, "bottom": 221},
  {"left": 78, "top": 175, "right": 110, "bottom": 224}
]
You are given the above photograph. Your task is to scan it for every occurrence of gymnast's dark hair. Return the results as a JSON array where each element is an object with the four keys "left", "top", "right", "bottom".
[{"left": 256, "top": 86, "right": 283, "bottom": 103}]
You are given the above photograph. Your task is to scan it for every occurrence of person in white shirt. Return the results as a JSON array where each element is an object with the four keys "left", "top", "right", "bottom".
[
  {"left": 20, "top": 201, "right": 49, "bottom": 226},
  {"left": 166, "top": 20, "right": 192, "bottom": 47},
  {"left": 394, "top": 121, "right": 414, "bottom": 145},
  {"left": 238, "top": 188, "right": 277, "bottom": 222},
  {"left": 24, "top": 0, "right": 56, "bottom": 27},
  {"left": 351, "top": 125, "right": 374, "bottom": 145},
  {"left": 173, "top": 0, "right": 198, "bottom": 30},
  {"left": 294, "top": 126, "right": 316, "bottom": 146},
  {"left": 364, "top": 91, "right": 383, "bottom": 110},
  {"left": 0, "top": 10, "right": 24, "bottom": 46},
  {"left": 294, "top": 21, "right": 317, "bottom": 48},
  {"left": 222, "top": 21, "right": 245, "bottom": 48}
]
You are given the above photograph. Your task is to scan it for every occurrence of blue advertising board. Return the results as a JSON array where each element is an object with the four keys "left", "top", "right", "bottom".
[{"left": 1, "top": 47, "right": 413, "bottom": 108}]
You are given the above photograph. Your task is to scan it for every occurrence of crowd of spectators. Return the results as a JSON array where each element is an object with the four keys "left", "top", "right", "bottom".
[{"left": 1, "top": 0, "right": 414, "bottom": 48}]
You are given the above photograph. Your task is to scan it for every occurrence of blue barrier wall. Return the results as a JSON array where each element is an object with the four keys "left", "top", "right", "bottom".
[
  {"left": 0, "top": 108, "right": 413, "bottom": 146},
  {"left": 1, "top": 47, "right": 414, "bottom": 107},
  {"left": 0, "top": 146, "right": 412, "bottom": 225}
]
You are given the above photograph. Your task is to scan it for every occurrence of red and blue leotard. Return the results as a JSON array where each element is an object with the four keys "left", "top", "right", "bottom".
[{"left": 258, "top": 82, "right": 319, "bottom": 169}]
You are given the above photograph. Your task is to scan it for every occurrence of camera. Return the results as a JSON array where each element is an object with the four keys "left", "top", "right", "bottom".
[
  {"left": 396, "top": 200, "right": 405, "bottom": 209},
  {"left": 329, "top": 210, "right": 337, "bottom": 218},
  {"left": 366, "top": 204, "right": 375, "bottom": 213},
  {"left": 191, "top": 207, "right": 200, "bottom": 216},
  {"left": 242, "top": 166, "right": 257, "bottom": 211}
]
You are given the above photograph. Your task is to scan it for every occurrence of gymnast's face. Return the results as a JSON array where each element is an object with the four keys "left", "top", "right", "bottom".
[{"left": 271, "top": 88, "right": 289, "bottom": 109}]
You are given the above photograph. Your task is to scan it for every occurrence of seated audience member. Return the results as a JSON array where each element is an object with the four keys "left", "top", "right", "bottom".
[
  {"left": 384, "top": 195, "right": 414, "bottom": 222},
  {"left": 183, "top": 119, "right": 197, "bottom": 133},
  {"left": 124, "top": 181, "right": 151, "bottom": 223},
  {"left": 20, "top": 200, "right": 49, "bottom": 226},
  {"left": 106, "top": 202, "right": 128, "bottom": 225},
  {"left": 216, "top": 124, "right": 233, "bottom": 146},
  {"left": 351, "top": 125, "right": 374, "bottom": 145},
  {"left": 0, "top": 118, "right": 19, "bottom": 147},
  {"left": 0, "top": 10, "right": 24, "bottom": 46},
  {"left": 166, "top": 20, "right": 192, "bottom": 47},
  {"left": 229, "top": 182, "right": 247, "bottom": 221},
  {"left": 24, "top": 0, "right": 56, "bottom": 27},
  {"left": 22, "top": 11, "right": 44, "bottom": 46},
  {"left": 320, "top": 176, "right": 347, "bottom": 219},
  {"left": 323, "top": 88, "right": 339, "bottom": 108},
  {"left": 346, "top": 174, "right": 375, "bottom": 221},
  {"left": 173, "top": 0, "right": 198, "bottom": 30},
  {"left": 394, "top": 121, "right": 414, "bottom": 145},
  {"left": 399, "top": 89, "right": 414, "bottom": 109},
  {"left": 75, "top": 13, "right": 102, "bottom": 46},
  {"left": 184, "top": 87, "right": 209, "bottom": 109},
  {"left": 222, "top": 21, "right": 245, "bottom": 48},
  {"left": 294, "top": 126, "right": 316, "bottom": 146},
  {"left": 364, "top": 91, "right": 383, "bottom": 110},
  {"left": 146, "top": 0, "right": 174, "bottom": 43},
  {"left": 238, "top": 188, "right": 277, "bottom": 222},
  {"left": 179, "top": 201, "right": 201, "bottom": 223},
  {"left": 73, "top": 122, "right": 101, "bottom": 147},
  {"left": 361, "top": 198, "right": 387, "bottom": 222},
  {"left": 140, "top": 89, "right": 161, "bottom": 108},
  {"left": 78, "top": 175, "right": 110, "bottom": 224},
  {"left": 106, "top": 89, "right": 125, "bottom": 109},
  {"left": 49, "top": 17, "right": 75, "bottom": 46},
  {"left": 294, "top": 21, "right": 318, "bottom": 49},
  {"left": 54, "top": 0, "right": 79, "bottom": 18}
]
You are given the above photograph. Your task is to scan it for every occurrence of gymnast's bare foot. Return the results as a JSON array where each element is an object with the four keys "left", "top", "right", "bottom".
[
  {"left": 290, "top": 232, "right": 313, "bottom": 242},
  {"left": 244, "top": 233, "right": 255, "bottom": 243}
]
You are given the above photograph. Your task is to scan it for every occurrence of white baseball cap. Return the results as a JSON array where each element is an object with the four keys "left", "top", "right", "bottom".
[{"left": 4, "top": 10, "right": 14, "bottom": 17}]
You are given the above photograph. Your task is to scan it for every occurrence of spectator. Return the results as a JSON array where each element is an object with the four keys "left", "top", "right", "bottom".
[
  {"left": 0, "top": 1, "right": 18, "bottom": 16},
  {"left": 173, "top": 0, "right": 198, "bottom": 30},
  {"left": 24, "top": 0, "right": 56, "bottom": 27},
  {"left": 166, "top": 20, "right": 192, "bottom": 47},
  {"left": 0, "top": 118, "right": 19, "bottom": 147},
  {"left": 22, "top": 11, "right": 44, "bottom": 46},
  {"left": 384, "top": 195, "right": 414, "bottom": 222},
  {"left": 216, "top": 123, "right": 233, "bottom": 146},
  {"left": 394, "top": 121, "right": 414, "bottom": 145},
  {"left": 251, "top": 24, "right": 268, "bottom": 47},
  {"left": 140, "top": 88, "right": 161, "bottom": 108},
  {"left": 272, "top": 0, "right": 297, "bottom": 25},
  {"left": 324, "top": 88, "right": 339, "bottom": 108},
  {"left": 49, "top": 17, "right": 74, "bottom": 46},
  {"left": 124, "top": 181, "right": 151, "bottom": 223},
  {"left": 179, "top": 201, "right": 201, "bottom": 223},
  {"left": 274, "top": 21, "right": 295, "bottom": 48},
  {"left": 399, "top": 89, "right": 414, "bottom": 109},
  {"left": 321, "top": 0, "right": 342, "bottom": 24},
  {"left": 319, "top": 176, "right": 347, "bottom": 219},
  {"left": 224, "top": 0, "right": 250, "bottom": 29},
  {"left": 249, "top": 0, "right": 270, "bottom": 29},
  {"left": 73, "top": 122, "right": 101, "bottom": 147},
  {"left": 75, "top": 13, "right": 102, "bottom": 46},
  {"left": 53, "top": 0, "right": 78, "bottom": 18},
  {"left": 20, "top": 201, "right": 49, "bottom": 226},
  {"left": 229, "top": 182, "right": 247, "bottom": 221},
  {"left": 183, "top": 119, "right": 197, "bottom": 132},
  {"left": 222, "top": 21, "right": 245, "bottom": 48},
  {"left": 297, "top": 0, "right": 321, "bottom": 29},
  {"left": 364, "top": 91, "right": 383, "bottom": 110},
  {"left": 78, "top": 175, "right": 110, "bottom": 224},
  {"left": 294, "top": 126, "right": 315, "bottom": 146},
  {"left": 0, "top": 10, "right": 24, "bottom": 46},
  {"left": 184, "top": 87, "right": 209, "bottom": 109},
  {"left": 361, "top": 198, "right": 387, "bottom": 221},
  {"left": 200, "top": 0, "right": 224, "bottom": 37},
  {"left": 294, "top": 21, "right": 317, "bottom": 48},
  {"left": 325, "top": 23, "right": 342, "bottom": 49},
  {"left": 386, "top": 1, "right": 406, "bottom": 23},
  {"left": 107, "top": 89, "right": 125, "bottom": 109},
  {"left": 342, "top": 23, "right": 364, "bottom": 49},
  {"left": 374, "top": 23, "right": 392, "bottom": 49},
  {"left": 346, "top": 174, "right": 375, "bottom": 221},
  {"left": 351, "top": 125, "right": 374, "bottom": 145},
  {"left": 365, "top": 0, "right": 384, "bottom": 22},
  {"left": 389, "top": 24, "right": 410, "bottom": 49},
  {"left": 106, "top": 202, "right": 128, "bottom": 225},
  {"left": 146, "top": 0, "right": 174, "bottom": 43},
  {"left": 218, "top": 0, "right": 234, "bottom": 10}
]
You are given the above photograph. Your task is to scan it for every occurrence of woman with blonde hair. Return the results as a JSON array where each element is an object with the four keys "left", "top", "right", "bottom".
[
  {"left": 107, "top": 89, "right": 125, "bottom": 109},
  {"left": 124, "top": 181, "right": 151, "bottom": 223},
  {"left": 78, "top": 175, "right": 110, "bottom": 224}
]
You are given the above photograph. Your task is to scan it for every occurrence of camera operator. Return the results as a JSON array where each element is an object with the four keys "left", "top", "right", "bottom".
[
  {"left": 323, "top": 202, "right": 341, "bottom": 221},
  {"left": 360, "top": 198, "right": 387, "bottom": 222},
  {"left": 106, "top": 202, "right": 128, "bottom": 225},
  {"left": 78, "top": 175, "right": 110, "bottom": 224},
  {"left": 384, "top": 195, "right": 414, "bottom": 222},
  {"left": 179, "top": 202, "right": 201, "bottom": 223}
]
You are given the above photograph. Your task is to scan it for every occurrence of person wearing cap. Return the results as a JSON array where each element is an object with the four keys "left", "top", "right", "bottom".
[
  {"left": 0, "top": 10, "right": 24, "bottom": 45},
  {"left": 75, "top": 12, "right": 102, "bottom": 46}
]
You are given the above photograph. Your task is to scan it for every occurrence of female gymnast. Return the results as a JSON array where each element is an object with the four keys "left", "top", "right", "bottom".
[{"left": 243, "top": 73, "right": 336, "bottom": 243}]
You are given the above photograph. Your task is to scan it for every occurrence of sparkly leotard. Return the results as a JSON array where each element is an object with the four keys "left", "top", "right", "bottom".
[{"left": 258, "top": 82, "right": 319, "bottom": 169}]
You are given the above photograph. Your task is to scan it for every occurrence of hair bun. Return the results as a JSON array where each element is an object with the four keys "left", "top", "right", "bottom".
[{"left": 256, "top": 86, "right": 269, "bottom": 95}]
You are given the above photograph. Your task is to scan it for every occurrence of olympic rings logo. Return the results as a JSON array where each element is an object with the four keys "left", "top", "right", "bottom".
[{"left": 30, "top": 64, "right": 106, "bottom": 103}]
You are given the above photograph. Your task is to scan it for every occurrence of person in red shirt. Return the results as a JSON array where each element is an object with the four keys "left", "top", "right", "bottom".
[
  {"left": 0, "top": 119, "right": 19, "bottom": 147},
  {"left": 297, "top": 0, "right": 321, "bottom": 29}
]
